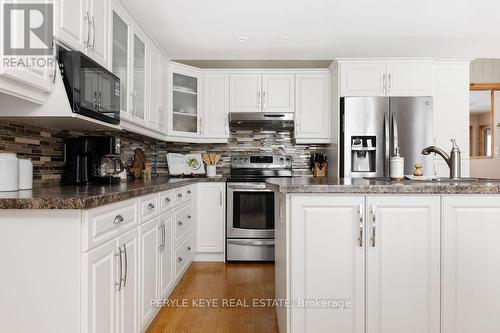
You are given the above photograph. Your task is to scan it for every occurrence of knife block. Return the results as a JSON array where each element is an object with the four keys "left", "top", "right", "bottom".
[{"left": 313, "top": 163, "right": 328, "bottom": 177}]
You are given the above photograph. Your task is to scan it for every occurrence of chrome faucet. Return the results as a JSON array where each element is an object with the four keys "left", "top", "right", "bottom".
[{"left": 422, "top": 139, "right": 461, "bottom": 179}]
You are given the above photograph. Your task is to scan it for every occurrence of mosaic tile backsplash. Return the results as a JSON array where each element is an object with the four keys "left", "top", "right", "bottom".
[{"left": 0, "top": 120, "right": 327, "bottom": 187}]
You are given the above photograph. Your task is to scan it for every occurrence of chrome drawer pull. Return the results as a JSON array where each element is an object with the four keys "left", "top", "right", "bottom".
[
  {"left": 187, "top": 246, "right": 192, "bottom": 251},
  {"left": 178, "top": 193, "right": 183, "bottom": 199},
  {"left": 122, "top": 244, "right": 128, "bottom": 287},
  {"left": 113, "top": 215, "right": 124, "bottom": 224},
  {"left": 165, "top": 197, "right": 171, "bottom": 203},
  {"left": 187, "top": 215, "right": 192, "bottom": 219},
  {"left": 115, "top": 247, "right": 123, "bottom": 291},
  {"left": 178, "top": 221, "right": 183, "bottom": 226},
  {"left": 187, "top": 190, "right": 192, "bottom": 195},
  {"left": 147, "top": 203, "right": 155, "bottom": 211},
  {"left": 177, "top": 257, "right": 183, "bottom": 263}
]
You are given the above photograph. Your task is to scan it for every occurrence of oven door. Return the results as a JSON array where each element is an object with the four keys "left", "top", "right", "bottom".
[{"left": 227, "top": 182, "right": 275, "bottom": 239}]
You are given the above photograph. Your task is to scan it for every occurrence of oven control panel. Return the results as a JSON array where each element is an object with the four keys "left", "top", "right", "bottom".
[{"left": 231, "top": 154, "right": 292, "bottom": 169}]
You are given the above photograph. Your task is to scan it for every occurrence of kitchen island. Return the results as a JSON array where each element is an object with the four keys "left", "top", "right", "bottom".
[{"left": 268, "top": 177, "right": 500, "bottom": 333}]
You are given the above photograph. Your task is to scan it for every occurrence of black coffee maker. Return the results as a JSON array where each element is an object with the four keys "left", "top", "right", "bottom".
[{"left": 62, "top": 136, "right": 124, "bottom": 185}]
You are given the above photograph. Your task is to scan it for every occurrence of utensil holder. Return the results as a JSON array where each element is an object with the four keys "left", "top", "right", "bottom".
[
  {"left": 206, "top": 165, "right": 216, "bottom": 177},
  {"left": 313, "top": 163, "right": 328, "bottom": 177}
]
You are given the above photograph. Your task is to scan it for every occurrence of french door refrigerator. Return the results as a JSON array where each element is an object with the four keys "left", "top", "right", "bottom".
[{"left": 340, "top": 96, "right": 434, "bottom": 178}]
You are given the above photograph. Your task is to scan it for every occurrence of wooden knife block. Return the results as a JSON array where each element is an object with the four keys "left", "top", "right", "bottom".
[{"left": 313, "top": 163, "right": 328, "bottom": 177}]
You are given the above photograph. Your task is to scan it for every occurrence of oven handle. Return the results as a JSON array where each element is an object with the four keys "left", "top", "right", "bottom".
[
  {"left": 227, "top": 239, "right": 275, "bottom": 246},
  {"left": 229, "top": 188, "right": 272, "bottom": 192}
]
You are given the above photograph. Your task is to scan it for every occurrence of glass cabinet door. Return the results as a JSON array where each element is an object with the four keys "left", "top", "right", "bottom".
[
  {"left": 111, "top": 11, "right": 129, "bottom": 115},
  {"left": 132, "top": 34, "right": 146, "bottom": 123},
  {"left": 171, "top": 71, "right": 200, "bottom": 135}
]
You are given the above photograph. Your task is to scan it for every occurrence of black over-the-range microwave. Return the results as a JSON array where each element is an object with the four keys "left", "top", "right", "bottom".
[{"left": 59, "top": 50, "right": 120, "bottom": 125}]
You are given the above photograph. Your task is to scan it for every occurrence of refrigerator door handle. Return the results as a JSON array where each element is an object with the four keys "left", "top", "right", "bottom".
[
  {"left": 391, "top": 112, "right": 399, "bottom": 155},
  {"left": 384, "top": 110, "right": 390, "bottom": 176}
]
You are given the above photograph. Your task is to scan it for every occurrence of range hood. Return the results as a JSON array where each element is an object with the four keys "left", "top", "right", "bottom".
[{"left": 229, "top": 112, "right": 294, "bottom": 130}]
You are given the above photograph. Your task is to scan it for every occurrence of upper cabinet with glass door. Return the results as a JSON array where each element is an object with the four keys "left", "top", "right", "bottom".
[
  {"left": 111, "top": 4, "right": 131, "bottom": 120},
  {"left": 130, "top": 30, "right": 147, "bottom": 127},
  {"left": 168, "top": 63, "right": 202, "bottom": 137}
]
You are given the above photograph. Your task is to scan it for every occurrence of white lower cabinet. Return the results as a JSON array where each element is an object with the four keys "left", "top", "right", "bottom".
[
  {"left": 83, "top": 228, "right": 139, "bottom": 333},
  {"left": 442, "top": 196, "right": 500, "bottom": 333},
  {"left": 366, "top": 196, "right": 440, "bottom": 333},
  {"left": 287, "top": 195, "right": 440, "bottom": 333},
  {"left": 158, "top": 212, "right": 174, "bottom": 300},
  {"left": 290, "top": 195, "right": 365, "bottom": 333},
  {"left": 195, "top": 182, "right": 225, "bottom": 260},
  {"left": 139, "top": 217, "right": 161, "bottom": 330}
]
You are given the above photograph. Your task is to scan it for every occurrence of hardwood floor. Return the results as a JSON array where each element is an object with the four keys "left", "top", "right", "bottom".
[{"left": 146, "top": 262, "right": 279, "bottom": 333}]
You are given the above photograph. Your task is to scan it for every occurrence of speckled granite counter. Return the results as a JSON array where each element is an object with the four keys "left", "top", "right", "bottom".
[
  {"left": 266, "top": 177, "right": 500, "bottom": 194},
  {"left": 0, "top": 176, "right": 226, "bottom": 209}
]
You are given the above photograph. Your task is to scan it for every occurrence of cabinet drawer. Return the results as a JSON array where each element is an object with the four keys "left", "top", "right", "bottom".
[
  {"left": 83, "top": 198, "right": 139, "bottom": 251},
  {"left": 174, "top": 186, "right": 193, "bottom": 206},
  {"left": 175, "top": 235, "right": 193, "bottom": 278},
  {"left": 174, "top": 203, "right": 193, "bottom": 242},
  {"left": 140, "top": 194, "right": 160, "bottom": 222},
  {"left": 160, "top": 191, "right": 174, "bottom": 213}
]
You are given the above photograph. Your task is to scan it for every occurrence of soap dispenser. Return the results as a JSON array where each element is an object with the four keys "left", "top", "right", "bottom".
[{"left": 390, "top": 147, "right": 405, "bottom": 180}]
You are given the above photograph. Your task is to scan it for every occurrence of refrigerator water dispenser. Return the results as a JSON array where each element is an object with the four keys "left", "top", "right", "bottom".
[{"left": 351, "top": 137, "right": 376, "bottom": 173}]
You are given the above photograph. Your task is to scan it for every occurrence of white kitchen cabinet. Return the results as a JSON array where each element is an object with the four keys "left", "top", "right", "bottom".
[
  {"left": 385, "top": 62, "right": 432, "bottom": 96},
  {"left": 203, "top": 74, "right": 229, "bottom": 140},
  {"left": 54, "top": 0, "right": 109, "bottom": 67},
  {"left": 230, "top": 73, "right": 295, "bottom": 113},
  {"left": 130, "top": 28, "right": 148, "bottom": 127},
  {"left": 366, "top": 196, "right": 440, "bottom": 333},
  {"left": 294, "top": 73, "right": 331, "bottom": 143},
  {"left": 139, "top": 217, "right": 160, "bottom": 330},
  {"left": 340, "top": 62, "right": 387, "bottom": 97},
  {"left": 290, "top": 195, "right": 365, "bottom": 333},
  {"left": 116, "top": 229, "right": 139, "bottom": 333},
  {"left": 158, "top": 212, "right": 174, "bottom": 300},
  {"left": 442, "top": 196, "right": 500, "bottom": 333},
  {"left": 339, "top": 61, "right": 433, "bottom": 97},
  {"left": 83, "top": 238, "right": 118, "bottom": 333},
  {"left": 195, "top": 183, "right": 225, "bottom": 260},
  {"left": 147, "top": 45, "right": 161, "bottom": 131},
  {"left": 86, "top": 0, "right": 109, "bottom": 66},
  {"left": 54, "top": 0, "right": 86, "bottom": 52},
  {"left": 229, "top": 74, "right": 262, "bottom": 113},
  {"left": 168, "top": 63, "right": 203, "bottom": 137},
  {"left": 262, "top": 74, "right": 295, "bottom": 113}
]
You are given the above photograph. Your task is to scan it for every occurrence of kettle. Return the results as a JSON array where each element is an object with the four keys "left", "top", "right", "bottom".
[{"left": 93, "top": 155, "right": 124, "bottom": 178}]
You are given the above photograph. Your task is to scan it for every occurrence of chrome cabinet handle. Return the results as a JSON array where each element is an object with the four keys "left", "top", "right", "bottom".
[
  {"left": 162, "top": 221, "right": 166, "bottom": 250},
  {"left": 187, "top": 190, "right": 192, "bottom": 195},
  {"left": 91, "top": 16, "right": 96, "bottom": 48},
  {"left": 147, "top": 203, "right": 155, "bottom": 211},
  {"left": 83, "top": 12, "right": 90, "bottom": 46},
  {"left": 113, "top": 215, "right": 124, "bottom": 224},
  {"left": 158, "top": 223, "right": 164, "bottom": 251},
  {"left": 115, "top": 247, "right": 123, "bottom": 291},
  {"left": 165, "top": 197, "right": 171, "bottom": 204},
  {"left": 187, "top": 215, "right": 192, "bottom": 219},
  {"left": 262, "top": 91, "right": 266, "bottom": 110},
  {"left": 219, "top": 190, "right": 222, "bottom": 206},
  {"left": 98, "top": 91, "right": 101, "bottom": 110},
  {"left": 178, "top": 193, "right": 183, "bottom": 199},
  {"left": 187, "top": 246, "right": 192, "bottom": 251},
  {"left": 178, "top": 221, "right": 183, "bottom": 226},
  {"left": 177, "top": 257, "right": 183, "bottom": 263},
  {"left": 383, "top": 73, "right": 387, "bottom": 95},
  {"left": 258, "top": 91, "right": 262, "bottom": 110},
  {"left": 388, "top": 73, "right": 392, "bottom": 93},
  {"left": 122, "top": 244, "right": 128, "bottom": 287},
  {"left": 358, "top": 205, "right": 363, "bottom": 247},
  {"left": 371, "top": 207, "right": 376, "bottom": 247}
]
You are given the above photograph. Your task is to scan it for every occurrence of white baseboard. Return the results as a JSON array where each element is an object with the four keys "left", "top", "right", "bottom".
[{"left": 194, "top": 253, "right": 225, "bottom": 262}]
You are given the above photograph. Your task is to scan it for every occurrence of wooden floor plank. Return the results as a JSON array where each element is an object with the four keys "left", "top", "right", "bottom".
[{"left": 146, "top": 262, "right": 279, "bottom": 333}]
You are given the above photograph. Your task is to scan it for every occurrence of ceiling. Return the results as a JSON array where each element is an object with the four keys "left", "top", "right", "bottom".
[{"left": 120, "top": 0, "right": 500, "bottom": 60}]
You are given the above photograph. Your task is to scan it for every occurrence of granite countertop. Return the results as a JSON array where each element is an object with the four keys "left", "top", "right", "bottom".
[
  {"left": 266, "top": 177, "right": 500, "bottom": 194},
  {"left": 0, "top": 176, "right": 226, "bottom": 210}
]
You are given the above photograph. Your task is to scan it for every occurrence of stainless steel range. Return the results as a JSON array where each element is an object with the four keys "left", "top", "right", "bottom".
[{"left": 226, "top": 154, "right": 292, "bottom": 261}]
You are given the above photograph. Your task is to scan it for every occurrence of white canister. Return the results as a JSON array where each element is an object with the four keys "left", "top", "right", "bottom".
[
  {"left": 390, "top": 148, "right": 405, "bottom": 180},
  {"left": 19, "top": 158, "right": 33, "bottom": 190},
  {"left": 206, "top": 165, "right": 217, "bottom": 177},
  {"left": 0, "top": 153, "right": 19, "bottom": 191}
]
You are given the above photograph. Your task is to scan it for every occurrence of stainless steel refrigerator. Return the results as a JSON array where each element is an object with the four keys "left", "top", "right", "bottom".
[{"left": 340, "top": 97, "right": 434, "bottom": 178}]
